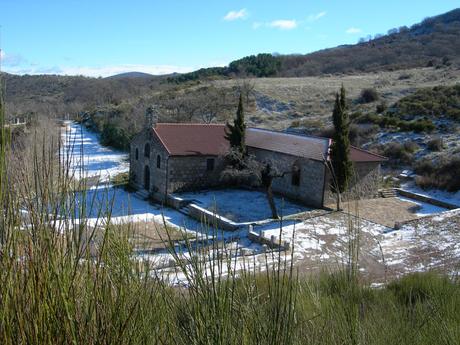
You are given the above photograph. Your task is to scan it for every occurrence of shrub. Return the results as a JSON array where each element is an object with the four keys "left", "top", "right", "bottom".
[
  {"left": 427, "top": 138, "right": 444, "bottom": 151},
  {"left": 354, "top": 112, "right": 435, "bottom": 133},
  {"left": 398, "top": 73, "right": 412, "bottom": 80},
  {"left": 290, "top": 120, "right": 301, "bottom": 128},
  {"left": 398, "top": 118, "right": 436, "bottom": 133},
  {"left": 100, "top": 122, "right": 132, "bottom": 150},
  {"left": 382, "top": 142, "right": 413, "bottom": 165},
  {"left": 415, "top": 156, "right": 460, "bottom": 191},
  {"left": 376, "top": 101, "right": 387, "bottom": 113},
  {"left": 403, "top": 141, "right": 419, "bottom": 153},
  {"left": 360, "top": 88, "right": 379, "bottom": 103},
  {"left": 394, "top": 84, "right": 460, "bottom": 119}
]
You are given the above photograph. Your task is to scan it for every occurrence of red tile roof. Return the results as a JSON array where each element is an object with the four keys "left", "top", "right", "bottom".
[
  {"left": 152, "top": 123, "right": 229, "bottom": 156},
  {"left": 151, "top": 123, "right": 387, "bottom": 162},
  {"left": 349, "top": 146, "right": 388, "bottom": 162},
  {"left": 246, "top": 128, "right": 330, "bottom": 161}
]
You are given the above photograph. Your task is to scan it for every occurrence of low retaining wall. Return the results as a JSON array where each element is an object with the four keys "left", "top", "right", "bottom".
[
  {"left": 396, "top": 188, "right": 458, "bottom": 210},
  {"left": 248, "top": 229, "right": 291, "bottom": 251},
  {"left": 187, "top": 204, "right": 240, "bottom": 231},
  {"left": 165, "top": 194, "right": 190, "bottom": 210},
  {"left": 394, "top": 208, "right": 460, "bottom": 229}
]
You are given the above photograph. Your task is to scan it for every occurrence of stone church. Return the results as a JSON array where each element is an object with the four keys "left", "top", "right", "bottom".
[{"left": 129, "top": 116, "right": 386, "bottom": 208}]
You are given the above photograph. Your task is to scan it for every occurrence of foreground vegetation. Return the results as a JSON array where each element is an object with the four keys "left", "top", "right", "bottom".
[{"left": 1, "top": 91, "right": 460, "bottom": 345}]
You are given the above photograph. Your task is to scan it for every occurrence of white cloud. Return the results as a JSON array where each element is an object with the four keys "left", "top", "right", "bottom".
[
  {"left": 3, "top": 64, "right": 195, "bottom": 77},
  {"left": 268, "top": 19, "right": 298, "bottom": 30},
  {"left": 0, "top": 51, "right": 26, "bottom": 67},
  {"left": 252, "top": 22, "right": 263, "bottom": 29},
  {"left": 346, "top": 27, "right": 362, "bottom": 34},
  {"left": 307, "top": 11, "right": 326, "bottom": 22},
  {"left": 223, "top": 8, "right": 248, "bottom": 21}
]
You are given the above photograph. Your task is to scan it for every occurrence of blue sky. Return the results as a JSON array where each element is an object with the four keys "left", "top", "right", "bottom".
[{"left": 0, "top": 0, "right": 457, "bottom": 77}]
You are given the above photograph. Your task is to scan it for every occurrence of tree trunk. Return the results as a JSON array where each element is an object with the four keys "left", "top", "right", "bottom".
[
  {"left": 336, "top": 192, "right": 341, "bottom": 211},
  {"left": 266, "top": 184, "right": 279, "bottom": 219}
]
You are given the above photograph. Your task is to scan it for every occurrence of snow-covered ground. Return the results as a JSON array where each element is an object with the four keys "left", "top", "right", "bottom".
[
  {"left": 59, "top": 121, "right": 460, "bottom": 284},
  {"left": 401, "top": 181, "right": 460, "bottom": 207},
  {"left": 397, "top": 196, "right": 448, "bottom": 216},
  {"left": 378, "top": 209, "right": 460, "bottom": 274},
  {"left": 59, "top": 122, "right": 283, "bottom": 283},
  {"left": 60, "top": 122, "right": 207, "bottom": 233},
  {"left": 61, "top": 121, "right": 129, "bottom": 182},
  {"left": 175, "top": 189, "right": 310, "bottom": 222}
]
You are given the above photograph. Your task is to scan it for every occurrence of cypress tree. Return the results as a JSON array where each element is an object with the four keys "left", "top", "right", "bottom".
[
  {"left": 330, "top": 85, "right": 352, "bottom": 197},
  {"left": 225, "top": 93, "right": 246, "bottom": 155}
]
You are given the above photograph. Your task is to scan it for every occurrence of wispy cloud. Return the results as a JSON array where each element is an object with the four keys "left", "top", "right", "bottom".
[
  {"left": 223, "top": 8, "right": 248, "bottom": 21},
  {"left": 346, "top": 27, "right": 362, "bottom": 34},
  {"left": 0, "top": 51, "right": 26, "bottom": 67},
  {"left": 3, "top": 64, "right": 195, "bottom": 77},
  {"left": 307, "top": 11, "right": 326, "bottom": 22},
  {"left": 268, "top": 19, "right": 298, "bottom": 30},
  {"left": 252, "top": 22, "right": 263, "bottom": 29}
]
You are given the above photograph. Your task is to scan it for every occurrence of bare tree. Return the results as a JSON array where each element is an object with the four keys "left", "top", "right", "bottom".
[
  {"left": 238, "top": 80, "right": 255, "bottom": 107},
  {"left": 221, "top": 149, "right": 287, "bottom": 219}
]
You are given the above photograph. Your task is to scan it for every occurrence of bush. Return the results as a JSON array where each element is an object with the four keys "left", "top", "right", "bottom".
[
  {"left": 100, "top": 122, "right": 131, "bottom": 150},
  {"left": 376, "top": 101, "right": 387, "bottom": 113},
  {"left": 427, "top": 138, "right": 444, "bottom": 151},
  {"left": 360, "top": 88, "right": 379, "bottom": 103},
  {"left": 399, "top": 118, "right": 436, "bottom": 133},
  {"left": 356, "top": 112, "right": 436, "bottom": 133},
  {"left": 403, "top": 141, "right": 420, "bottom": 153},
  {"left": 398, "top": 73, "right": 412, "bottom": 80},
  {"left": 394, "top": 84, "right": 460, "bottom": 119},
  {"left": 415, "top": 156, "right": 460, "bottom": 191},
  {"left": 382, "top": 142, "right": 413, "bottom": 165}
]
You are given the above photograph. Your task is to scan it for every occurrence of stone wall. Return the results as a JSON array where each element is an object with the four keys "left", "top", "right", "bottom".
[
  {"left": 188, "top": 204, "right": 239, "bottom": 231},
  {"left": 129, "top": 129, "right": 168, "bottom": 197},
  {"left": 167, "top": 155, "right": 226, "bottom": 193},
  {"left": 323, "top": 161, "right": 381, "bottom": 205},
  {"left": 247, "top": 147, "right": 327, "bottom": 208}
]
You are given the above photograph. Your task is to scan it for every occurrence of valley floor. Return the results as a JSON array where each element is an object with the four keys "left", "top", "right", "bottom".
[{"left": 60, "top": 121, "right": 460, "bottom": 285}]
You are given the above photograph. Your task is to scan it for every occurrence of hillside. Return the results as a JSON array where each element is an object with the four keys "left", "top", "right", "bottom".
[
  {"left": 106, "top": 71, "right": 156, "bottom": 79},
  {"left": 168, "top": 8, "right": 460, "bottom": 82},
  {"left": 3, "top": 8, "right": 460, "bottom": 121},
  {"left": 2, "top": 8, "right": 460, "bottom": 184},
  {"left": 277, "top": 8, "right": 460, "bottom": 77},
  {"left": 2, "top": 72, "right": 167, "bottom": 120}
]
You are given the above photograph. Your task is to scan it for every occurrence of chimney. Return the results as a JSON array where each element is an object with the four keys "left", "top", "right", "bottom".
[{"left": 145, "top": 106, "right": 159, "bottom": 128}]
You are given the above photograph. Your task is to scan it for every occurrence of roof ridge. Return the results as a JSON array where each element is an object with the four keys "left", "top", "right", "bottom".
[
  {"left": 151, "top": 127, "right": 172, "bottom": 154},
  {"left": 156, "top": 123, "right": 225, "bottom": 126},
  {"left": 350, "top": 145, "right": 388, "bottom": 160},
  {"left": 248, "top": 127, "right": 329, "bottom": 142}
]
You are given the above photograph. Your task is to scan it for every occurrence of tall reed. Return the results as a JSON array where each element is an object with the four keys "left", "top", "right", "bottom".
[{"left": 0, "top": 90, "right": 459, "bottom": 344}]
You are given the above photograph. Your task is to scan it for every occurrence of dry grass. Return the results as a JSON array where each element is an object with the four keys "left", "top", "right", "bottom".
[
  {"left": 326, "top": 197, "right": 424, "bottom": 227},
  {"left": 124, "top": 220, "right": 191, "bottom": 251},
  {"left": 212, "top": 66, "right": 460, "bottom": 129}
]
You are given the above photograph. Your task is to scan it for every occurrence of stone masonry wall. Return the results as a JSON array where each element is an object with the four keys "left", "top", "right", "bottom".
[
  {"left": 167, "top": 155, "right": 226, "bottom": 193},
  {"left": 323, "top": 161, "right": 381, "bottom": 205},
  {"left": 247, "top": 147, "right": 326, "bottom": 208},
  {"left": 129, "top": 129, "right": 168, "bottom": 196}
]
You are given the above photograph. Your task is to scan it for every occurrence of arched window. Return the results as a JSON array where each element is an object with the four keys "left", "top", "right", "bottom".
[
  {"left": 206, "top": 158, "right": 215, "bottom": 171},
  {"left": 144, "top": 143, "right": 150, "bottom": 158},
  {"left": 135, "top": 148, "right": 139, "bottom": 160},
  {"left": 291, "top": 163, "right": 300, "bottom": 186},
  {"left": 144, "top": 165, "right": 150, "bottom": 190},
  {"left": 156, "top": 154, "right": 161, "bottom": 169}
]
